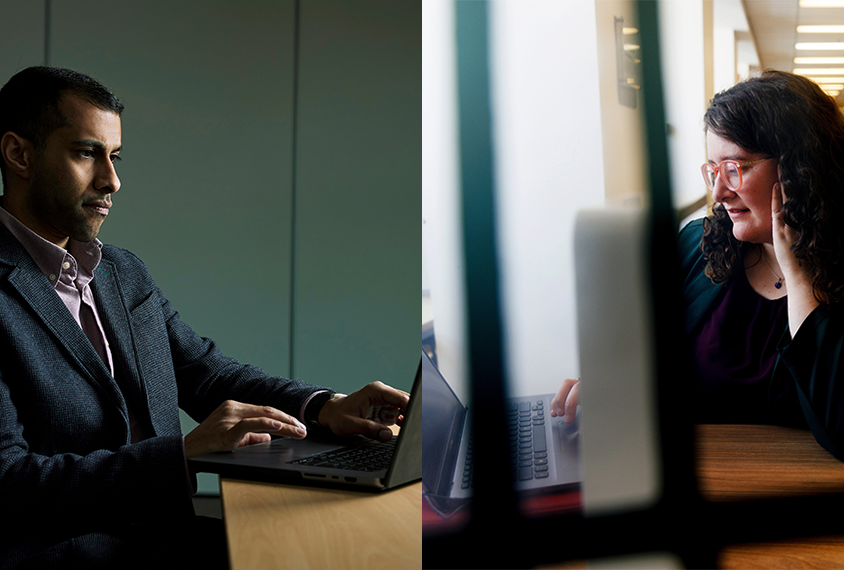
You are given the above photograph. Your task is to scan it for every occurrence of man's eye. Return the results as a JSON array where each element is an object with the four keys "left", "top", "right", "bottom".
[
  {"left": 110, "top": 154, "right": 121, "bottom": 164},
  {"left": 79, "top": 149, "right": 95, "bottom": 158}
]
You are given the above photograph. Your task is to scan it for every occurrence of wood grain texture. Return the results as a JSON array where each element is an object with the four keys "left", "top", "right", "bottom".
[
  {"left": 697, "top": 425, "right": 844, "bottom": 568},
  {"left": 695, "top": 424, "right": 844, "bottom": 502},
  {"left": 221, "top": 478, "right": 421, "bottom": 570},
  {"left": 718, "top": 536, "right": 844, "bottom": 570}
]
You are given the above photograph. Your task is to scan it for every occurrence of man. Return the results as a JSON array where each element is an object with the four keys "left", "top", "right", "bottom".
[{"left": 0, "top": 66, "right": 408, "bottom": 569}]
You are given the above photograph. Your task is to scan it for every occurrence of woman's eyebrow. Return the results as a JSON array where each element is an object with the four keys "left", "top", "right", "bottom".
[{"left": 708, "top": 153, "right": 750, "bottom": 164}]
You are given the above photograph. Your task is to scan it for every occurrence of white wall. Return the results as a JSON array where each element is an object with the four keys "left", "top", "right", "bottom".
[
  {"left": 594, "top": 0, "right": 649, "bottom": 207},
  {"left": 713, "top": 0, "right": 756, "bottom": 93},
  {"left": 422, "top": 0, "right": 717, "bottom": 399},
  {"left": 659, "top": 0, "right": 710, "bottom": 217},
  {"left": 490, "top": 0, "right": 605, "bottom": 397},
  {"left": 422, "top": 0, "right": 469, "bottom": 400}
]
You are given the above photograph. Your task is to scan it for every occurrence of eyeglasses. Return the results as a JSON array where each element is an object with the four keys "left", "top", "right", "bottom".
[{"left": 700, "top": 157, "right": 773, "bottom": 192}]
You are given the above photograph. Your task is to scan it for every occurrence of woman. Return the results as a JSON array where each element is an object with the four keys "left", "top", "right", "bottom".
[{"left": 553, "top": 70, "right": 844, "bottom": 459}]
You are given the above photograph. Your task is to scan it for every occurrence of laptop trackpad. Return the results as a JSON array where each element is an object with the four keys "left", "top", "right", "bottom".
[
  {"left": 237, "top": 434, "right": 372, "bottom": 463},
  {"left": 552, "top": 418, "right": 581, "bottom": 484}
]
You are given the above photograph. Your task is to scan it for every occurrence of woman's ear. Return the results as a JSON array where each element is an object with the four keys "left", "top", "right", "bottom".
[{"left": 0, "top": 132, "right": 35, "bottom": 181}]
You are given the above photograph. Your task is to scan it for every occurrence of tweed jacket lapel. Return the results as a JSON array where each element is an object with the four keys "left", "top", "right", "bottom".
[
  {"left": 0, "top": 225, "right": 128, "bottom": 415},
  {"left": 90, "top": 259, "right": 149, "bottom": 421}
]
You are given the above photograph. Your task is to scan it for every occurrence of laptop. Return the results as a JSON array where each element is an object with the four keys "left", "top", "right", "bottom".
[
  {"left": 421, "top": 349, "right": 581, "bottom": 516},
  {"left": 189, "top": 358, "right": 422, "bottom": 491}
]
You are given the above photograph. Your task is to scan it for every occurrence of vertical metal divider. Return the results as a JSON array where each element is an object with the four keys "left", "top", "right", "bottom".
[
  {"left": 425, "top": 2, "right": 844, "bottom": 567},
  {"left": 634, "top": 1, "right": 713, "bottom": 567},
  {"left": 425, "top": 1, "right": 711, "bottom": 567},
  {"left": 453, "top": 2, "right": 520, "bottom": 566},
  {"left": 422, "top": 1, "right": 519, "bottom": 567}
]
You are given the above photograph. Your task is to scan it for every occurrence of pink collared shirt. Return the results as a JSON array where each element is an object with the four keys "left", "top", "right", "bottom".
[
  {"left": 0, "top": 206, "right": 149, "bottom": 442},
  {"left": 0, "top": 206, "right": 114, "bottom": 368}
]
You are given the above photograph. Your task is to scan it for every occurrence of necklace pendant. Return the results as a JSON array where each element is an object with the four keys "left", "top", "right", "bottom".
[{"left": 775, "top": 280, "right": 783, "bottom": 289}]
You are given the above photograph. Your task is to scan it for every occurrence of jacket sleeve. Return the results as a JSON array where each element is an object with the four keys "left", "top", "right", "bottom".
[
  {"left": 0, "top": 245, "right": 328, "bottom": 547},
  {"left": 777, "top": 305, "right": 844, "bottom": 460},
  {"left": 117, "top": 246, "right": 330, "bottom": 425},
  {"left": 0, "top": 371, "right": 194, "bottom": 540}
]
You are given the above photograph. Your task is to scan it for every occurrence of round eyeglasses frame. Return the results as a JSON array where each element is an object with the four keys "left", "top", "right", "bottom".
[{"left": 700, "top": 157, "right": 773, "bottom": 192}]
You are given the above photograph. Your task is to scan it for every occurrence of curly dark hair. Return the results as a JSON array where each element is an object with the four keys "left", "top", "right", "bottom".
[{"left": 702, "top": 70, "right": 844, "bottom": 305}]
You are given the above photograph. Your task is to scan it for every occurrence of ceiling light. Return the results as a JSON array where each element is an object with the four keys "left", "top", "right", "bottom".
[
  {"left": 622, "top": 27, "right": 638, "bottom": 35},
  {"left": 795, "top": 42, "right": 844, "bottom": 50},
  {"left": 797, "top": 25, "right": 844, "bottom": 33},
  {"left": 794, "top": 68, "right": 844, "bottom": 74},
  {"left": 820, "top": 84, "right": 844, "bottom": 89},
  {"left": 800, "top": 0, "right": 844, "bottom": 6},
  {"left": 795, "top": 57, "right": 844, "bottom": 63},
  {"left": 810, "top": 76, "right": 844, "bottom": 83},
  {"left": 824, "top": 89, "right": 841, "bottom": 96}
]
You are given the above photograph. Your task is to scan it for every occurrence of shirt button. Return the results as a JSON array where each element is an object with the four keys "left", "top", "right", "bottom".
[
  {"left": 49, "top": 274, "right": 57, "bottom": 281},
  {"left": 62, "top": 262, "right": 71, "bottom": 270}
]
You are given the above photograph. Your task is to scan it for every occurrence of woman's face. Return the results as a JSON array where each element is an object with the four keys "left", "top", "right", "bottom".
[{"left": 705, "top": 131, "right": 780, "bottom": 245}]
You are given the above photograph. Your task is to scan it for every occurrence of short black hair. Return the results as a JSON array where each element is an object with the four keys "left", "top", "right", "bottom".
[{"left": 0, "top": 66, "right": 124, "bottom": 187}]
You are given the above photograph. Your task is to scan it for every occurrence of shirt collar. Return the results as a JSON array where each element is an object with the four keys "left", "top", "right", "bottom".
[{"left": 0, "top": 204, "right": 103, "bottom": 287}]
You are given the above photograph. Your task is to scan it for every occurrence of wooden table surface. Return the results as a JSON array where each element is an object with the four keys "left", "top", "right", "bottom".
[
  {"left": 472, "top": 424, "right": 844, "bottom": 569},
  {"left": 695, "top": 424, "right": 844, "bottom": 502},
  {"left": 221, "top": 478, "right": 421, "bottom": 570},
  {"left": 695, "top": 424, "right": 844, "bottom": 569}
]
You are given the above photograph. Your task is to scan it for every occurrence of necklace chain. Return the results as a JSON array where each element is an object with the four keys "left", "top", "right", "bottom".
[{"left": 761, "top": 250, "right": 784, "bottom": 290}]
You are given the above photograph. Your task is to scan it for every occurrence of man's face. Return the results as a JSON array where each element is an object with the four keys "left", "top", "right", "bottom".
[{"left": 26, "top": 93, "right": 122, "bottom": 248}]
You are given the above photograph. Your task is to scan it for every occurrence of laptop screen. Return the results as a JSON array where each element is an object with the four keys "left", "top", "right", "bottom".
[{"left": 421, "top": 350, "right": 467, "bottom": 496}]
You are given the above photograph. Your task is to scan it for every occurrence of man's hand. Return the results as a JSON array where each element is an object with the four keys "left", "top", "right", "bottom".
[
  {"left": 317, "top": 381, "right": 409, "bottom": 442},
  {"left": 184, "top": 400, "right": 307, "bottom": 458}
]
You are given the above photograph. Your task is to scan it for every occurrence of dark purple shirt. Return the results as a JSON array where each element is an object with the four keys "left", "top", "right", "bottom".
[{"left": 690, "top": 271, "right": 788, "bottom": 423}]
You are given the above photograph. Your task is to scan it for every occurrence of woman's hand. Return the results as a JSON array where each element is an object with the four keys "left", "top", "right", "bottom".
[
  {"left": 770, "top": 181, "right": 802, "bottom": 281},
  {"left": 550, "top": 378, "right": 580, "bottom": 424},
  {"left": 771, "top": 181, "right": 819, "bottom": 334}
]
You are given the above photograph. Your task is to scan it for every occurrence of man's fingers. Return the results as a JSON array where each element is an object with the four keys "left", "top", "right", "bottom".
[
  {"left": 227, "top": 417, "right": 306, "bottom": 445},
  {"left": 218, "top": 401, "right": 307, "bottom": 434},
  {"left": 224, "top": 401, "right": 304, "bottom": 427},
  {"left": 340, "top": 416, "right": 393, "bottom": 442},
  {"left": 363, "top": 382, "right": 410, "bottom": 410},
  {"left": 238, "top": 432, "right": 272, "bottom": 448}
]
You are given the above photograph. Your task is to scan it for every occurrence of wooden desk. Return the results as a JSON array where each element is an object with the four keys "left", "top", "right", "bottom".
[
  {"left": 696, "top": 424, "right": 844, "bottom": 569},
  {"left": 220, "top": 478, "right": 421, "bottom": 570},
  {"left": 696, "top": 424, "right": 844, "bottom": 501}
]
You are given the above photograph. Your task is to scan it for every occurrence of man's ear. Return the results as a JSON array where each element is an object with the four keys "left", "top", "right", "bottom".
[{"left": 0, "top": 132, "right": 35, "bottom": 181}]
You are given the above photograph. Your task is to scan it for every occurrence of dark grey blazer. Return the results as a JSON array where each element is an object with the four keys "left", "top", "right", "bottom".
[{"left": 0, "top": 223, "right": 325, "bottom": 567}]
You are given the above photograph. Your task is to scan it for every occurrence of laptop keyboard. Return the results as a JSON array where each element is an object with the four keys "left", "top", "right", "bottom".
[
  {"left": 290, "top": 437, "right": 397, "bottom": 472},
  {"left": 461, "top": 400, "right": 548, "bottom": 489}
]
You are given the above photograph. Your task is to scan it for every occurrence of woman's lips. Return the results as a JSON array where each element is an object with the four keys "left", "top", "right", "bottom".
[{"left": 726, "top": 208, "right": 749, "bottom": 217}]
